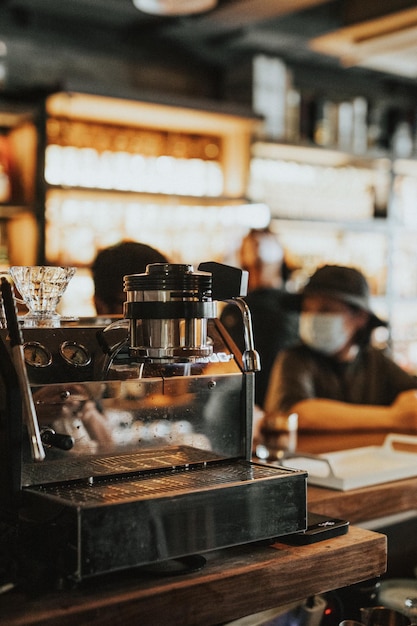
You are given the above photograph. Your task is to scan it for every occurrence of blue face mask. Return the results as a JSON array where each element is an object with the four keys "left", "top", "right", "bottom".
[{"left": 299, "top": 312, "right": 351, "bottom": 355}]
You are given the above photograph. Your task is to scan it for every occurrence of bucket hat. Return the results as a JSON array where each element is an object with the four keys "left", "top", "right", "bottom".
[{"left": 292, "top": 265, "right": 387, "bottom": 328}]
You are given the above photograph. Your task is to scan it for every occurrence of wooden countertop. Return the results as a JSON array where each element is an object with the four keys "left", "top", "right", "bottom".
[
  {"left": 307, "top": 476, "right": 417, "bottom": 524},
  {"left": 2, "top": 431, "right": 399, "bottom": 626},
  {"left": 298, "top": 431, "right": 393, "bottom": 455},
  {"left": 0, "top": 526, "right": 386, "bottom": 626}
]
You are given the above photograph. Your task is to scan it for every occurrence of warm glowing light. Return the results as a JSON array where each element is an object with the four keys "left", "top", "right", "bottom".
[
  {"left": 132, "top": 0, "right": 217, "bottom": 16},
  {"left": 45, "top": 190, "right": 270, "bottom": 268},
  {"left": 45, "top": 145, "right": 224, "bottom": 197},
  {"left": 248, "top": 156, "right": 386, "bottom": 221}
]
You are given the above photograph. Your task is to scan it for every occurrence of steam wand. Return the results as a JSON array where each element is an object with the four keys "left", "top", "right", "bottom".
[
  {"left": 1, "top": 277, "right": 45, "bottom": 461},
  {"left": 230, "top": 297, "right": 261, "bottom": 373},
  {"left": 197, "top": 262, "right": 261, "bottom": 373}
]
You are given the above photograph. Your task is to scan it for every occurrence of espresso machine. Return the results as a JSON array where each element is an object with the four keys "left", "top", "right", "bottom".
[{"left": 0, "top": 262, "right": 307, "bottom": 587}]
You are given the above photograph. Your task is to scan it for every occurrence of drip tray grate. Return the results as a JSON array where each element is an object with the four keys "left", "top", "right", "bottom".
[
  {"left": 23, "top": 445, "right": 225, "bottom": 486},
  {"left": 25, "top": 460, "right": 296, "bottom": 506}
]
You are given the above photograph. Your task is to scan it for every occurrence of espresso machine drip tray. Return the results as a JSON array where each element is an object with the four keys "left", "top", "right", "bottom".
[
  {"left": 23, "top": 445, "right": 228, "bottom": 485},
  {"left": 25, "top": 452, "right": 300, "bottom": 504},
  {"left": 21, "top": 451, "right": 306, "bottom": 582}
]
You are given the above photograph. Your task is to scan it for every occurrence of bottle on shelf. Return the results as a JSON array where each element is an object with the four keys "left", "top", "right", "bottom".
[{"left": 0, "top": 134, "right": 11, "bottom": 204}]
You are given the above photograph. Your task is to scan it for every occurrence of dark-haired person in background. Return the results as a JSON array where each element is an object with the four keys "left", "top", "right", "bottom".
[
  {"left": 220, "top": 228, "right": 299, "bottom": 410},
  {"left": 92, "top": 241, "right": 168, "bottom": 315}
]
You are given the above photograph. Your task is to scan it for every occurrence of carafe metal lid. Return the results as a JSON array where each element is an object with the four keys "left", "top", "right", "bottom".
[{"left": 124, "top": 263, "right": 212, "bottom": 297}]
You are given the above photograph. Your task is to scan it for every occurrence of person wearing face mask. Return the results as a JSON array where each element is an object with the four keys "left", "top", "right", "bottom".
[
  {"left": 263, "top": 264, "right": 417, "bottom": 432},
  {"left": 220, "top": 228, "right": 299, "bottom": 409}
]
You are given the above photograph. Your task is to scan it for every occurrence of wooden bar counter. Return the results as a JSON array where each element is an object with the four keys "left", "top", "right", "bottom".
[
  {"left": 0, "top": 526, "right": 386, "bottom": 626},
  {"left": 308, "top": 476, "right": 417, "bottom": 525},
  {"left": 2, "top": 431, "right": 399, "bottom": 626}
]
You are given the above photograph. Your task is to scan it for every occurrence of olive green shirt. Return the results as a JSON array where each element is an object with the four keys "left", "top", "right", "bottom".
[{"left": 264, "top": 344, "right": 417, "bottom": 415}]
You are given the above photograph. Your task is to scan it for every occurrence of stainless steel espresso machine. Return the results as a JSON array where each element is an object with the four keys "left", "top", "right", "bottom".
[{"left": 0, "top": 262, "right": 307, "bottom": 587}]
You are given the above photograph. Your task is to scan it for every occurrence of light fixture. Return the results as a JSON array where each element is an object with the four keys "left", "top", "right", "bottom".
[{"left": 132, "top": 0, "right": 217, "bottom": 16}]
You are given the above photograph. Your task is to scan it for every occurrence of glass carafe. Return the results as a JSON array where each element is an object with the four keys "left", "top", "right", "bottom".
[{"left": 8, "top": 265, "right": 76, "bottom": 327}]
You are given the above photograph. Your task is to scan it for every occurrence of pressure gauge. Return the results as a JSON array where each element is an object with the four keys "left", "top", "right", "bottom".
[
  {"left": 23, "top": 342, "right": 52, "bottom": 368},
  {"left": 59, "top": 341, "right": 91, "bottom": 367}
]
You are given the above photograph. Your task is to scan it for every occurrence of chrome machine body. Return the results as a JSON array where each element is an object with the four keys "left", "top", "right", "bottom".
[{"left": 0, "top": 263, "right": 306, "bottom": 586}]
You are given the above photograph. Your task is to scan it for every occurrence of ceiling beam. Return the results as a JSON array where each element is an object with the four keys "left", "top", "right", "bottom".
[
  {"left": 310, "top": 5, "right": 417, "bottom": 79},
  {"left": 311, "top": 6, "right": 417, "bottom": 52}
]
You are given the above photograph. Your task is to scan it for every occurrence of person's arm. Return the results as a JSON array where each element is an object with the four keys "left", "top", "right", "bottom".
[
  {"left": 292, "top": 389, "right": 417, "bottom": 432},
  {"left": 264, "top": 347, "right": 417, "bottom": 433}
]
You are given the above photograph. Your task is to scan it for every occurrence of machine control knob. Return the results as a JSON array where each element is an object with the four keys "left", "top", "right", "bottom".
[{"left": 40, "top": 427, "right": 74, "bottom": 451}]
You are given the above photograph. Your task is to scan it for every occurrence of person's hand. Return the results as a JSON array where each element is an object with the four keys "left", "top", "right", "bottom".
[{"left": 391, "top": 389, "right": 417, "bottom": 431}]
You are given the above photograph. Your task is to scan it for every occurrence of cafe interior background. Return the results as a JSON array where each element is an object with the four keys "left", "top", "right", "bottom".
[{"left": 2, "top": 0, "right": 417, "bottom": 372}]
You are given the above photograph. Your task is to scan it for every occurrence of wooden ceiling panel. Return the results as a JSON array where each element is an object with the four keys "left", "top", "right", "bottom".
[{"left": 310, "top": 6, "right": 417, "bottom": 78}]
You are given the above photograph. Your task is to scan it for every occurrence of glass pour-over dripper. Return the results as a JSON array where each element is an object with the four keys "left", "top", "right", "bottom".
[{"left": 9, "top": 266, "right": 76, "bottom": 327}]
